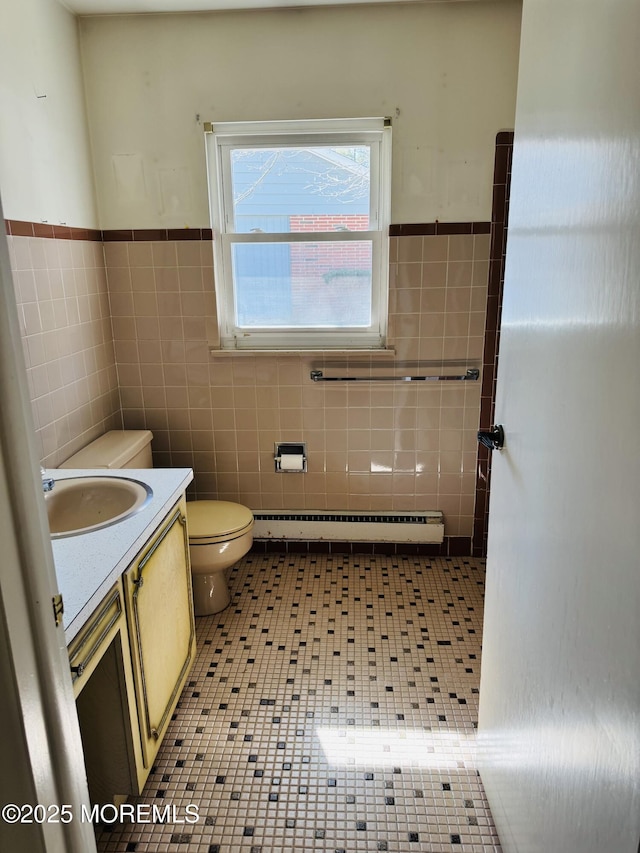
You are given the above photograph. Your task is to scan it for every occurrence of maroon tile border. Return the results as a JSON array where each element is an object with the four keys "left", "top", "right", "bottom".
[
  {"left": 8, "top": 219, "right": 491, "bottom": 244},
  {"left": 472, "top": 130, "right": 514, "bottom": 557},
  {"left": 496, "top": 130, "right": 514, "bottom": 146},
  {"left": 5, "top": 219, "right": 102, "bottom": 241},
  {"left": 5, "top": 220, "right": 214, "bottom": 242},
  {"left": 101, "top": 229, "right": 135, "bottom": 242},
  {"left": 102, "top": 227, "right": 215, "bottom": 241},
  {"left": 251, "top": 536, "right": 473, "bottom": 557},
  {"left": 390, "top": 221, "right": 491, "bottom": 237}
]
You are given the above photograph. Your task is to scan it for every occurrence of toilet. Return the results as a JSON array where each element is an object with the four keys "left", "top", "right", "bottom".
[{"left": 59, "top": 430, "right": 254, "bottom": 616}]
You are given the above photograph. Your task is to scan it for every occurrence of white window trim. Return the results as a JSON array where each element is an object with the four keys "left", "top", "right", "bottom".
[{"left": 205, "top": 117, "right": 391, "bottom": 352}]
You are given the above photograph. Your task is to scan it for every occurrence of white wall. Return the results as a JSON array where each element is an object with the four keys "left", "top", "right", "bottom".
[
  {"left": 0, "top": 0, "right": 98, "bottom": 227},
  {"left": 79, "top": 1, "right": 522, "bottom": 230}
]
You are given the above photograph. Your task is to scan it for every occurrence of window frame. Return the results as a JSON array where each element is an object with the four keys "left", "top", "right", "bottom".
[{"left": 205, "top": 118, "right": 392, "bottom": 351}]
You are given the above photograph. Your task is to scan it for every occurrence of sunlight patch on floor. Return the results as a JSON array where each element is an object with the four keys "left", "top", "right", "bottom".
[{"left": 316, "top": 725, "right": 477, "bottom": 770}]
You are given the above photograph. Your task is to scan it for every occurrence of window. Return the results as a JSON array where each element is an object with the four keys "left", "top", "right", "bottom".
[{"left": 205, "top": 118, "right": 391, "bottom": 351}]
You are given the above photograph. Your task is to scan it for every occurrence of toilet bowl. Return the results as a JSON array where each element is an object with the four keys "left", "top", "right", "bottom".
[
  {"left": 59, "top": 430, "right": 254, "bottom": 616},
  {"left": 187, "top": 501, "right": 254, "bottom": 615}
]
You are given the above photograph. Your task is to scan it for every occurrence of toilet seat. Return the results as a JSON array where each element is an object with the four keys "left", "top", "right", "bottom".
[{"left": 187, "top": 500, "right": 254, "bottom": 546}]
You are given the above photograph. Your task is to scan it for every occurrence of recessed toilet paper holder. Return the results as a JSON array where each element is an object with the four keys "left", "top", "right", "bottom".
[{"left": 274, "top": 442, "right": 307, "bottom": 473}]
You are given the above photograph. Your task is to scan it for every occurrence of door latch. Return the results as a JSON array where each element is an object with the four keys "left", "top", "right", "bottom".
[{"left": 477, "top": 424, "right": 505, "bottom": 451}]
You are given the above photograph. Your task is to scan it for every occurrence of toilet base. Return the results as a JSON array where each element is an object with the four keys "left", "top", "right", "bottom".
[
  {"left": 188, "top": 528, "right": 253, "bottom": 616},
  {"left": 192, "top": 570, "right": 230, "bottom": 616}
]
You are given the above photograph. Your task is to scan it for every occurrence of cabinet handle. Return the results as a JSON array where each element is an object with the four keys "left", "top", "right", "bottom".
[{"left": 68, "top": 589, "right": 122, "bottom": 684}]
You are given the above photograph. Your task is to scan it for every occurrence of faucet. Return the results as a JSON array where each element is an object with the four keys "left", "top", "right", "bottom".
[{"left": 40, "top": 466, "right": 55, "bottom": 493}]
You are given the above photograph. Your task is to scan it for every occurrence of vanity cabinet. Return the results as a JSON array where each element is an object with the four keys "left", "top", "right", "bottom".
[
  {"left": 123, "top": 498, "right": 195, "bottom": 771},
  {"left": 72, "top": 496, "right": 195, "bottom": 801}
]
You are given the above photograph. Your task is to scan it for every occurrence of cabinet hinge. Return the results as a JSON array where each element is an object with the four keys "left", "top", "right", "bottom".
[{"left": 52, "top": 593, "right": 64, "bottom": 627}]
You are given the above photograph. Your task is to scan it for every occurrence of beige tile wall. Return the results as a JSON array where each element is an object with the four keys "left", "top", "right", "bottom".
[
  {"left": 107, "top": 233, "right": 489, "bottom": 538},
  {"left": 7, "top": 229, "right": 488, "bottom": 538},
  {"left": 8, "top": 236, "right": 121, "bottom": 466}
]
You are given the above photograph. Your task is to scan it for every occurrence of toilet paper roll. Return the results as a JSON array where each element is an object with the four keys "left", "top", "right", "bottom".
[{"left": 279, "top": 454, "right": 305, "bottom": 471}]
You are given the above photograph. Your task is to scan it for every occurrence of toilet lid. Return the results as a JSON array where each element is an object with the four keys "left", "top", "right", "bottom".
[{"left": 187, "top": 500, "right": 254, "bottom": 540}]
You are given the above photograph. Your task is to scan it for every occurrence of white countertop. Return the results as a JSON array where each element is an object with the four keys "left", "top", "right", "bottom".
[{"left": 49, "top": 467, "right": 193, "bottom": 643}]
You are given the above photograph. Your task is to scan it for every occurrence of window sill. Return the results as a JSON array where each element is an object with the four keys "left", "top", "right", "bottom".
[{"left": 208, "top": 347, "right": 396, "bottom": 359}]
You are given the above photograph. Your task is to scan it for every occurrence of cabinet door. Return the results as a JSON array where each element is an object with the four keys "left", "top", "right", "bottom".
[
  {"left": 124, "top": 499, "right": 195, "bottom": 768},
  {"left": 72, "top": 580, "right": 144, "bottom": 801}
]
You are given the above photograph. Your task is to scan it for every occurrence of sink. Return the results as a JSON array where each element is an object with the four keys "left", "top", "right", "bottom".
[{"left": 46, "top": 476, "right": 153, "bottom": 539}]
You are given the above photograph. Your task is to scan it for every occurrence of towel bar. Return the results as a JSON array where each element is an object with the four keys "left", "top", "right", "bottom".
[{"left": 310, "top": 368, "right": 479, "bottom": 383}]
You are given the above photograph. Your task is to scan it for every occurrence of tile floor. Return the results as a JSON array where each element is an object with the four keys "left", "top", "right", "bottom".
[{"left": 97, "top": 552, "right": 502, "bottom": 853}]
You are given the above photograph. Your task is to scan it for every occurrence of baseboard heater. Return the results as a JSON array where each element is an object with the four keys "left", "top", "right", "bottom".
[{"left": 252, "top": 510, "right": 444, "bottom": 544}]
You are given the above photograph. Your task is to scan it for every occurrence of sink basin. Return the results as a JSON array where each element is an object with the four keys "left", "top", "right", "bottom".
[{"left": 46, "top": 476, "right": 153, "bottom": 539}]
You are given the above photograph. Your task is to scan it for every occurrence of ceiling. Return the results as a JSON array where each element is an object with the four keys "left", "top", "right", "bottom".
[{"left": 62, "top": 0, "right": 465, "bottom": 16}]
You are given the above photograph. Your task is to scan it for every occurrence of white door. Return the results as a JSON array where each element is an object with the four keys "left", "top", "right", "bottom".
[
  {"left": 477, "top": 2, "right": 640, "bottom": 852},
  {"left": 0, "top": 209, "right": 96, "bottom": 851}
]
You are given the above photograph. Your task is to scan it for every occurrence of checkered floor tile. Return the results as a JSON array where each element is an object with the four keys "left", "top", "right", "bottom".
[{"left": 96, "top": 553, "right": 501, "bottom": 852}]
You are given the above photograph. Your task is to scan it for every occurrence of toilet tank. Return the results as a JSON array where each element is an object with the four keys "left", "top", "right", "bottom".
[{"left": 59, "top": 430, "right": 154, "bottom": 470}]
